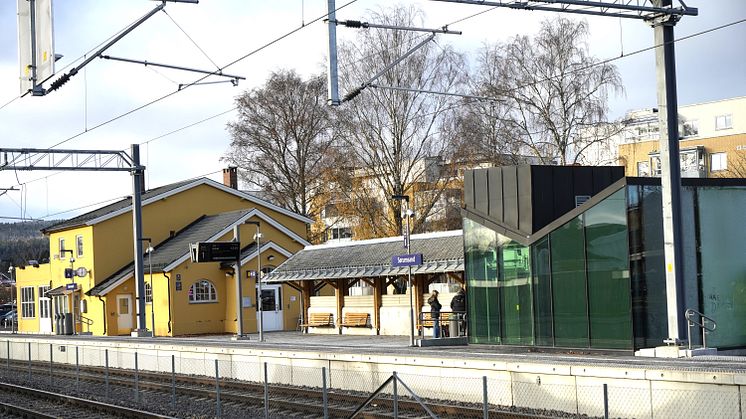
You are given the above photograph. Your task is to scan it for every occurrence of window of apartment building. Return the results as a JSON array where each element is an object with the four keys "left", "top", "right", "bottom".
[
  {"left": 715, "top": 114, "right": 732, "bottom": 130},
  {"left": 145, "top": 283, "right": 153, "bottom": 303},
  {"left": 188, "top": 280, "right": 217, "bottom": 303},
  {"left": 58, "top": 238, "right": 66, "bottom": 259},
  {"left": 76, "top": 235, "right": 84, "bottom": 258},
  {"left": 681, "top": 119, "right": 698, "bottom": 137},
  {"left": 637, "top": 161, "right": 650, "bottom": 177},
  {"left": 711, "top": 152, "right": 728, "bottom": 172},
  {"left": 650, "top": 156, "right": 662, "bottom": 176},
  {"left": 21, "top": 287, "right": 35, "bottom": 318},
  {"left": 328, "top": 227, "right": 352, "bottom": 241}
]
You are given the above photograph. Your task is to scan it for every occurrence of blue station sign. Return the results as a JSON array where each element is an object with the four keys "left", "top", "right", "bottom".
[
  {"left": 391, "top": 253, "right": 423, "bottom": 267},
  {"left": 65, "top": 283, "right": 77, "bottom": 291}
]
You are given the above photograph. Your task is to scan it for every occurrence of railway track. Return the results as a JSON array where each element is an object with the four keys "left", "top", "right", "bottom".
[
  {"left": 0, "top": 381, "right": 175, "bottom": 418},
  {"left": 0, "top": 360, "right": 557, "bottom": 418}
]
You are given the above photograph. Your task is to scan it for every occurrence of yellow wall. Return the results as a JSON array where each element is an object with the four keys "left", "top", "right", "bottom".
[
  {"left": 15, "top": 181, "right": 309, "bottom": 336},
  {"left": 14, "top": 264, "right": 52, "bottom": 333}
]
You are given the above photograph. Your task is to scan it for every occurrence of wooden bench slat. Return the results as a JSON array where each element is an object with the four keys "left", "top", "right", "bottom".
[
  {"left": 301, "top": 313, "right": 334, "bottom": 328},
  {"left": 340, "top": 312, "right": 370, "bottom": 327}
]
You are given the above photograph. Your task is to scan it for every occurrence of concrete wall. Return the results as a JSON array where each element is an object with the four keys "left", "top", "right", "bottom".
[{"left": 2, "top": 336, "right": 743, "bottom": 419}]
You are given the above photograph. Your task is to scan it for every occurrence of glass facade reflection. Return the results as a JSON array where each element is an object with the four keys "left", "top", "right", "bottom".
[
  {"left": 465, "top": 189, "right": 632, "bottom": 350},
  {"left": 464, "top": 183, "right": 746, "bottom": 350}
]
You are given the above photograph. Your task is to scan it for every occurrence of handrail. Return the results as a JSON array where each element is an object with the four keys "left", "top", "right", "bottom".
[
  {"left": 77, "top": 315, "right": 94, "bottom": 333},
  {"left": 685, "top": 308, "right": 716, "bottom": 350}
]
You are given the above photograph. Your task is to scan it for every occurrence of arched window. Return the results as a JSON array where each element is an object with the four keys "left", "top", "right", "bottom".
[{"left": 188, "top": 280, "right": 217, "bottom": 303}]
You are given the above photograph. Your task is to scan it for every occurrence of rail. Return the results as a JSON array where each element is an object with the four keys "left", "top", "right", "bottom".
[
  {"left": 685, "top": 308, "right": 716, "bottom": 350},
  {"left": 78, "top": 315, "right": 94, "bottom": 334}
]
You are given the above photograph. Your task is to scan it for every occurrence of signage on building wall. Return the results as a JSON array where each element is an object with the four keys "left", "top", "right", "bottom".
[
  {"left": 736, "top": 145, "right": 746, "bottom": 151},
  {"left": 391, "top": 253, "right": 423, "bottom": 267},
  {"left": 175, "top": 282, "right": 182, "bottom": 291},
  {"left": 190, "top": 241, "right": 240, "bottom": 263},
  {"left": 64, "top": 268, "right": 74, "bottom": 279},
  {"left": 65, "top": 283, "right": 77, "bottom": 291}
]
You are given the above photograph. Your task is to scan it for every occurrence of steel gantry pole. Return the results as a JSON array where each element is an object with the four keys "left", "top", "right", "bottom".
[
  {"left": 652, "top": 0, "right": 687, "bottom": 343},
  {"left": 233, "top": 225, "right": 245, "bottom": 339},
  {"left": 131, "top": 144, "right": 149, "bottom": 336}
]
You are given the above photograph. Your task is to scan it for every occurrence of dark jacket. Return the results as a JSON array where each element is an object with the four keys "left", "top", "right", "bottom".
[
  {"left": 450, "top": 290, "right": 466, "bottom": 313},
  {"left": 427, "top": 295, "right": 442, "bottom": 318}
]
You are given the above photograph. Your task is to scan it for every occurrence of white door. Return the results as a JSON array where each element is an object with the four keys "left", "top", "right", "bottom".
[
  {"left": 257, "top": 285, "right": 283, "bottom": 331},
  {"left": 38, "top": 286, "right": 52, "bottom": 333},
  {"left": 116, "top": 295, "right": 133, "bottom": 334}
]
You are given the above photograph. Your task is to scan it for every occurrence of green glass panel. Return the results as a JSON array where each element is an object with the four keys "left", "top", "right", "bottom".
[
  {"left": 532, "top": 236, "right": 553, "bottom": 346},
  {"left": 500, "top": 241, "right": 533, "bottom": 345},
  {"left": 697, "top": 187, "right": 746, "bottom": 348},
  {"left": 628, "top": 185, "right": 667, "bottom": 349},
  {"left": 550, "top": 216, "right": 588, "bottom": 348},
  {"left": 463, "top": 218, "right": 500, "bottom": 344},
  {"left": 585, "top": 189, "right": 632, "bottom": 349}
]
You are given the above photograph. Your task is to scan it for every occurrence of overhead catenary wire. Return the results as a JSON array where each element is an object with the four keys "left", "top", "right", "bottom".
[{"left": 4, "top": 0, "right": 361, "bottom": 164}]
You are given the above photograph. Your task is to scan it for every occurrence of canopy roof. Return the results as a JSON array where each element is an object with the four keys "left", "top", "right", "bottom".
[{"left": 265, "top": 230, "right": 464, "bottom": 283}]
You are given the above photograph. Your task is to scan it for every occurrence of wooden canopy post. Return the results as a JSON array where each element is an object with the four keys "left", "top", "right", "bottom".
[
  {"left": 335, "top": 279, "right": 345, "bottom": 334},
  {"left": 373, "top": 277, "right": 383, "bottom": 335},
  {"left": 302, "top": 281, "right": 313, "bottom": 332}
]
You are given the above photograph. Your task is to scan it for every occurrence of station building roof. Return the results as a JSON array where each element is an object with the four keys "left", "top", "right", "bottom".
[
  {"left": 265, "top": 230, "right": 464, "bottom": 283},
  {"left": 43, "top": 177, "right": 312, "bottom": 234},
  {"left": 87, "top": 209, "right": 293, "bottom": 296}
]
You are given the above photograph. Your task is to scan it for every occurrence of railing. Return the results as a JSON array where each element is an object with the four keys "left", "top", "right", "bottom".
[
  {"left": 77, "top": 315, "right": 94, "bottom": 334},
  {"left": 685, "top": 309, "right": 716, "bottom": 350}
]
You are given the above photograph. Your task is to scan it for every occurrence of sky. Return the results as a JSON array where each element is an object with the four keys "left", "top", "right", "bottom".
[{"left": 0, "top": 0, "right": 744, "bottom": 223}]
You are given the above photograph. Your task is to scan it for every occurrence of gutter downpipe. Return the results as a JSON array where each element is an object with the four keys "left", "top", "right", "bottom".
[
  {"left": 96, "top": 296, "right": 107, "bottom": 335},
  {"left": 164, "top": 272, "right": 173, "bottom": 334}
]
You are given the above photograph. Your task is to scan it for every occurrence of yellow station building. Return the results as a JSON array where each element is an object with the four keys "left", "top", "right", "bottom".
[{"left": 14, "top": 170, "right": 311, "bottom": 336}]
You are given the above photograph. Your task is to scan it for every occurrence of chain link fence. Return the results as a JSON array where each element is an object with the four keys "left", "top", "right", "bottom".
[{"left": 0, "top": 339, "right": 740, "bottom": 418}]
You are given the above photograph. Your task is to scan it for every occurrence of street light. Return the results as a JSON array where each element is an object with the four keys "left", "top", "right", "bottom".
[
  {"left": 245, "top": 221, "right": 263, "bottom": 342},
  {"left": 392, "top": 194, "right": 415, "bottom": 347},
  {"left": 141, "top": 238, "right": 155, "bottom": 338}
]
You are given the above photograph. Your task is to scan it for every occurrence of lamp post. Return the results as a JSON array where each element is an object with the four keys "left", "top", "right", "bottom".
[
  {"left": 245, "top": 221, "right": 263, "bottom": 342},
  {"left": 392, "top": 195, "right": 415, "bottom": 347},
  {"left": 146, "top": 240, "right": 155, "bottom": 337}
]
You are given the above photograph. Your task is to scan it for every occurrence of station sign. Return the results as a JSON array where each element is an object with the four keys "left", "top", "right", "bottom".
[
  {"left": 190, "top": 241, "right": 240, "bottom": 263},
  {"left": 65, "top": 283, "right": 77, "bottom": 291},
  {"left": 391, "top": 253, "right": 423, "bottom": 267}
]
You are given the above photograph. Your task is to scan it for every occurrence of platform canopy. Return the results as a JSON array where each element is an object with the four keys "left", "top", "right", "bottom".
[{"left": 265, "top": 230, "right": 464, "bottom": 283}]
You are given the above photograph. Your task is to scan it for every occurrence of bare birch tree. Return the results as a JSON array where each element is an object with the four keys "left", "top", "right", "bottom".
[
  {"left": 334, "top": 5, "right": 466, "bottom": 238},
  {"left": 224, "top": 70, "right": 334, "bottom": 227},
  {"left": 468, "top": 17, "right": 624, "bottom": 165}
]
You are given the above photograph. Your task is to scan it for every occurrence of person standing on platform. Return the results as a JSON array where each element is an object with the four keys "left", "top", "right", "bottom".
[
  {"left": 450, "top": 287, "right": 467, "bottom": 336},
  {"left": 427, "top": 290, "right": 442, "bottom": 338}
]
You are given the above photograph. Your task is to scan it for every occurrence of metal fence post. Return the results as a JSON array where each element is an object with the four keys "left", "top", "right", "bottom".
[
  {"left": 215, "top": 359, "right": 222, "bottom": 418},
  {"left": 322, "top": 367, "right": 329, "bottom": 419},
  {"left": 6, "top": 340, "right": 9, "bottom": 371},
  {"left": 75, "top": 346, "right": 80, "bottom": 393},
  {"left": 49, "top": 343, "right": 53, "bottom": 386},
  {"left": 105, "top": 349, "right": 110, "bottom": 398},
  {"left": 171, "top": 354, "right": 176, "bottom": 410},
  {"left": 393, "top": 371, "right": 399, "bottom": 419},
  {"left": 263, "top": 362, "right": 269, "bottom": 419},
  {"left": 27, "top": 342, "right": 31, "bottom": 381},
  {"left": 483, "top": 376, "right": 489, "bottom": 419},
  {"left": 134, "top": 352, "right": 140, "bottom": 404},
  {"left": 603, "top": 383, "right": 609, "bottom": 419}
]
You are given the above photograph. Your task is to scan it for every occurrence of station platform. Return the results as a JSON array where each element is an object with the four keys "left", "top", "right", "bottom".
[{"left": 1, "top": 331, "right": 745, "bottom": 418}]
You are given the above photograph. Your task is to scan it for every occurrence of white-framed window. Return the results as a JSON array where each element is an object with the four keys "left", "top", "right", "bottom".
[
  {"left": 327, "top": 227, "right": 352, "bottom": 241},
  {"left": 39, "top": 286, "right": 50, "bottom": 319},
  {"left": 21, "top": 287, "right": 35, "bottom": 318},
  {"left": 59, "top": 238, "right": 66, "bottom": 259},
  {"left": 76, "top": 235, "right": 84, "bottom": 257},
  {"left": 711, "top": 152, "right": 728, "bottom": 172},
  {"left": 637, "top": 161, "right": 650, "bottom": 177},
  {"left": 145, "top": 282, "right": 152, "bottom": 304},
  {"left": 188, "top": 280, "right": 217, "bottom": 303},
  {"left": 715, "top": 114, "right": 732, "bottom": 130}
]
